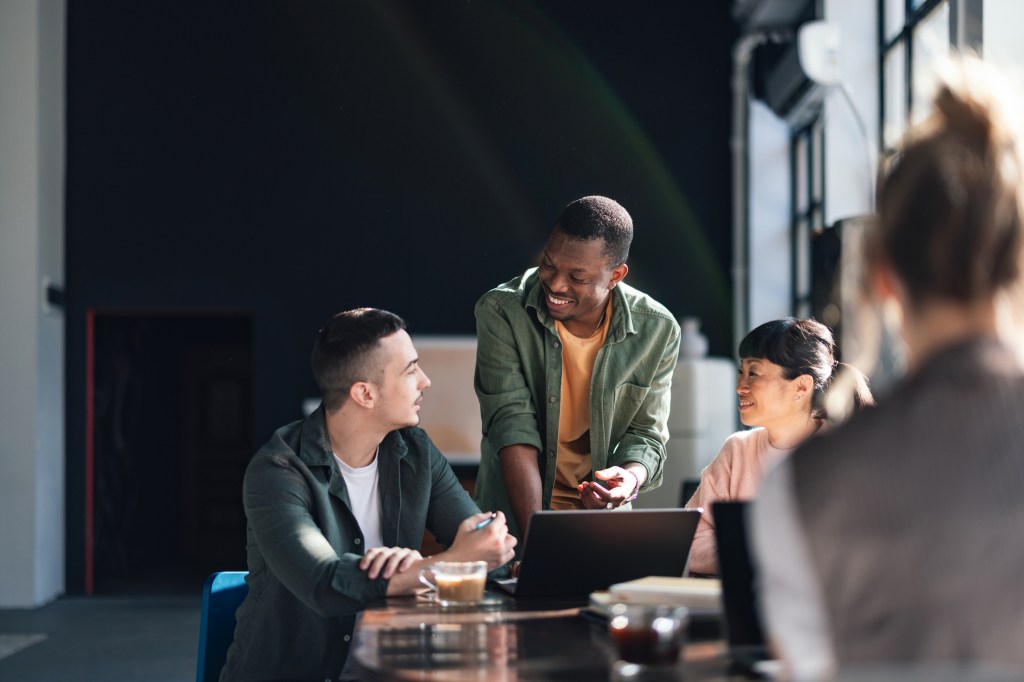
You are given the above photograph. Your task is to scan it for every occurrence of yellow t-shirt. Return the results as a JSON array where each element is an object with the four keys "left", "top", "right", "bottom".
[{"left": 549, "top": 300, "right": 612, "bottom": 510}]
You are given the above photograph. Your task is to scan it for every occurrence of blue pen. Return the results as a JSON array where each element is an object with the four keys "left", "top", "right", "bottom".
[{"left": 473, "top": 513, "right": 497, "bottom": 531}]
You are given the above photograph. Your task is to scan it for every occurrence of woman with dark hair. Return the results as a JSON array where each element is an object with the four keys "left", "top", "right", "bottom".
[
  {"left": 685, "top": 318, "right": 870, "bottom": 575},
  {"left": 752, "top": 58, "right": 1024, "bottom": 679}
]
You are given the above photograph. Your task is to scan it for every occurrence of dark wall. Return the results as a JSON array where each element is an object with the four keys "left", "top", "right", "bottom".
[{"left": 65, "top": 0, "right": 736, "bottom": 590}]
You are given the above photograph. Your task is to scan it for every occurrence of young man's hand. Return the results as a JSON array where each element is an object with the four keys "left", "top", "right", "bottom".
[
  {"left": 448, "top": 511, "right": 517, "bottom": 570},
  {"left": 359, "top": 547, "right": 423, "bottom": 580},
  {"left": 577, "top": 465, "right": 643, "bottom": 509}
]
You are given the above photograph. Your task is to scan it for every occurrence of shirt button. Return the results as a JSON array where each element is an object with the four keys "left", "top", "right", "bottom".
[
  {"left": 354, "top": 538, "right": 361, "bottom": 545},
  {"left": 549, "top": 451, "right": 555, "bottom": 458},
  {"left": 344, "top": 634, "right": 351, "bottom": 642},
  {"left": 549, "top": 395, "right": 557, "bottom": 403},
  {"left": 553, "top": 341, "right": 560, "bottom": 348}
]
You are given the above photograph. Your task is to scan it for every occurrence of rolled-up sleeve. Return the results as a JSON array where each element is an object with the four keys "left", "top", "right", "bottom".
[
  {"left": 243, "top": 454, "right": 387, "bottom": 617},
  {"left": 474, "top": 296, "right": 543, "bottom": 452}
]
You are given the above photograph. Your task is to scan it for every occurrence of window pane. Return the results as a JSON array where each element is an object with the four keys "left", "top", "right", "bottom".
[
  {"left": 912, "top": 1, "right": 950, "bottom": 125},
  {"left": 795, "top": 134, "right": 809, "bottom": 214},
  {"left": 811, "top": 123, "right": 824, "bottom": 204},
  {"left": 794, "top": 216, "right": 812, "bottom": 314},
  {"left": 885, "top": 0, "right": 905, "bottom": 42},
  {"left": 883, "top": 42, "right": 907, "bottom": 149}
]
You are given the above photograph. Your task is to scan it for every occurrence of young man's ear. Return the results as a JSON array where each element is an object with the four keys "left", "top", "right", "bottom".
[
  {"left": 348, "top": 381, "right": 375, "bottom": 409},
  {"left": 607, "top": 263, "right": 629, "bottom": 289}
]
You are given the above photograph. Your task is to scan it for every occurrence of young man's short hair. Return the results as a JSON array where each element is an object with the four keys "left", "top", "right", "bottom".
[
  {"left": 554, "top": 195, "right": 633, "bottom": 266},
  {"left": 311, "top": 308, "right": 406, "bottom": 412}
]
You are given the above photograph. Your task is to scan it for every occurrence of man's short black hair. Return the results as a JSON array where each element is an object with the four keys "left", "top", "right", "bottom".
[
  {"left": 554, "top": 195, "right": 633, "bottom": 266},
  {"left": 311, "top": 308, "right": 406, "bottom": 412}
]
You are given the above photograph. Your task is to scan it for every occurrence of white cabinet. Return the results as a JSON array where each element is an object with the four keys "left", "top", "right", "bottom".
[{"left": 633, "top": 357, "right": 737, "bottom": 509}]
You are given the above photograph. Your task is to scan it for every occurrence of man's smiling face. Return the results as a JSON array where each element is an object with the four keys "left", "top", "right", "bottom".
[{"left": 537, "top": 229, "right": 627, "bottom": 330}]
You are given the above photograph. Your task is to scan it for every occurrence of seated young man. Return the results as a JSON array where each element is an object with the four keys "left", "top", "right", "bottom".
[{"left": 221, "top": 308, "right": 516, "bottom": 682}]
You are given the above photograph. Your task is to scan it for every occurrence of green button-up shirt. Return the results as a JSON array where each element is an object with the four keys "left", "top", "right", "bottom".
[
  {"left": 473, "top": 268, "right": 680, "bottom": 539},
  {"left": 221, "top": 406, "right": 480, "bottom": 682}
]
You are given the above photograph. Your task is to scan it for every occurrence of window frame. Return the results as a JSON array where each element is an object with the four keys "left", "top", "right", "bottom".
[
  {"left": 789, "top": 114, "right": 825, "bottom": 318},
  {"left": 878, "top": 0, "right": 953, "bottom": 153}
]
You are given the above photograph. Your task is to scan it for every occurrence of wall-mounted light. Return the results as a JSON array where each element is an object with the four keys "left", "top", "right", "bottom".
[{"left": 797, "top": 20, "right": 875, "bottom": 209}]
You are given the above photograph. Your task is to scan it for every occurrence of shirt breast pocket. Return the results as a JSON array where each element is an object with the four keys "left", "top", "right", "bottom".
[{"left": 609, "top": 383, "right": 651, "bottom": 436}]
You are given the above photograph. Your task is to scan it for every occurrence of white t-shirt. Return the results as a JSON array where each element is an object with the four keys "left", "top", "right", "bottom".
[{"left": 333, "top": 451, "right": 383, "bottom": 550}]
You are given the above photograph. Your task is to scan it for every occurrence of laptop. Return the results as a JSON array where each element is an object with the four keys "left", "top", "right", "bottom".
[
  {"left": 712, "top": 500, "right": 774, "bottom": 673},
  {"left": 495, "top": 508, "right": 701, "bottom": 598}
]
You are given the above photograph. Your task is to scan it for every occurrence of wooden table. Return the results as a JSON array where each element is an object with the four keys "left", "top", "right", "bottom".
[{"left": 350, "top": 592, "right": 740, "bottom": 681}]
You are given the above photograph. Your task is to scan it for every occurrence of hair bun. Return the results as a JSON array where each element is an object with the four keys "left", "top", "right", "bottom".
[
  {"left": 934, "top": 84, "right": 994, "bottom": 151},
  {"left": 932, "top": 57, "right": 1022, "bottom": 154}
]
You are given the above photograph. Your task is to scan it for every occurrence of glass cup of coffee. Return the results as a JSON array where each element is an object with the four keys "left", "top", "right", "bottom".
[
  {"left": 607, "top": 603, "right": 688, "bottom": 676},
  {"left": 418, "top": 561, "right": 488, "bottom": 606}
]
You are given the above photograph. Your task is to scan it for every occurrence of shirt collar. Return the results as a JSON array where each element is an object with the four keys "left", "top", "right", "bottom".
[{"left": 298, "top": 404, "right": 408, "bottom": 467}]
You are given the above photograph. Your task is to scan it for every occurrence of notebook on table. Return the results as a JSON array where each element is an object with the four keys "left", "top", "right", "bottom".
[
  {"left": 494, "top": 508, "right": 701, "bottom": 598},
  {"left": 712, "top": 500, "right": 776, "bottom": 674}
]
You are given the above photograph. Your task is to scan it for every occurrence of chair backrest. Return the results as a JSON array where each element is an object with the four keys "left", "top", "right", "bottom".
[{"left": 196, "top": 571, "right": 249, "bottom": 682}]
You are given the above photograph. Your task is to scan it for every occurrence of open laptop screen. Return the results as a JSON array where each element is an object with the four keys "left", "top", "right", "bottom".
[{"left": 500, "top": 508, "right": 701, "bottom": 598}]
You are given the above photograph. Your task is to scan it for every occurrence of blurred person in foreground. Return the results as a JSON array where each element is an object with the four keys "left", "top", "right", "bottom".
[
  {"left": 752, "top": 58, "right": 1024, "bottom": 680},
  {"left": 221, "top": 309, "right": 515, "bottom": 682},
  {"left": 685, "top": 318, "right": 871, "bottom": 576}
]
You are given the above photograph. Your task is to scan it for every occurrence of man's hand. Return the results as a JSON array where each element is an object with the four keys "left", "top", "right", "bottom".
[
  {"left": 577, "top": 465, "right": 643, "bottom": 509},
  {"left": 359, "top": 546, "right": 423, "bottom": 580},
  {"left": 381, "top": 512, "right": 517, "bottom": 596},
  {"left": 448, "top": 511, "right": 518, "bottom": 570}
]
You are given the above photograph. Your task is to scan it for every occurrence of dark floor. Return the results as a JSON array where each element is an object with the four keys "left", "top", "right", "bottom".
[{"left": 0, "top": 594, "right": 200, "bottom": 682}]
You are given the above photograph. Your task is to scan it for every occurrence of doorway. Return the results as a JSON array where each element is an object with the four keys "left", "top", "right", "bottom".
[{"left": 87, "top": 312, "right": 252, "bottom": 594}]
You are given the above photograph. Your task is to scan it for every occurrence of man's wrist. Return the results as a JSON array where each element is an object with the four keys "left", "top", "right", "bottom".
[{"left": 622, "top": 468, "right": 641, "bottom": 503}]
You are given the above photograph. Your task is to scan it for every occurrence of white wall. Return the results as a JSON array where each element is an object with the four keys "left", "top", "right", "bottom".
[
  {"left": 984, "top": 0, "right": 1024, "bottom": 67},
  {"left": 0, "top": 0, "right": 66, "bottom": 607}
]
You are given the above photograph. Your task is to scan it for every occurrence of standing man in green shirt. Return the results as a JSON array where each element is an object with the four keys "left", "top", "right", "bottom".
[{"left": 473, "top": 196, "right": 681, "bottom": 546}]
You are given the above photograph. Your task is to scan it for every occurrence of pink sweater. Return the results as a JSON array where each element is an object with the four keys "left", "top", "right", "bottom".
[{"left": 685, "top": 428, "right": 792, "bottom": 575}]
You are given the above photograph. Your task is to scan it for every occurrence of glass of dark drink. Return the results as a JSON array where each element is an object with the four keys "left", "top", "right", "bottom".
[{"left": 607, "top": 603, "right": 688, "bottom": 676}]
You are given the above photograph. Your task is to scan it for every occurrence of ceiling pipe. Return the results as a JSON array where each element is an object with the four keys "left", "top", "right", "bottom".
[{"left": 730, "top": 29, "right": 790, "bottom": 353}]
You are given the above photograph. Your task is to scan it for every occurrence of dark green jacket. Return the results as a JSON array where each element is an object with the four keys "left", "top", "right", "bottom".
[
  {"left": 220, "top": 406, "right": 479, "bottom": 682},
  {"left": 473, "top": 268, "right": 680, "bottom": 540}
]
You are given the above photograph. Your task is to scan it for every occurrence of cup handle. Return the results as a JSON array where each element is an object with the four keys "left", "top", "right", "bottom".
[{"left": 418, "top": 567, "right": 437, "bottom": 593}]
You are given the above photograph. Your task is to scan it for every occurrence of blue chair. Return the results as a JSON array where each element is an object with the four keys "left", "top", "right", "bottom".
[{"left": 196, "top": 571, "right": 249, "bottom": 682}]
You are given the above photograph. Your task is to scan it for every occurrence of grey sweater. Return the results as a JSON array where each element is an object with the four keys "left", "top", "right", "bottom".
[{"left": 792, "top": 338, "right": 1024, "bottom": 666}]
